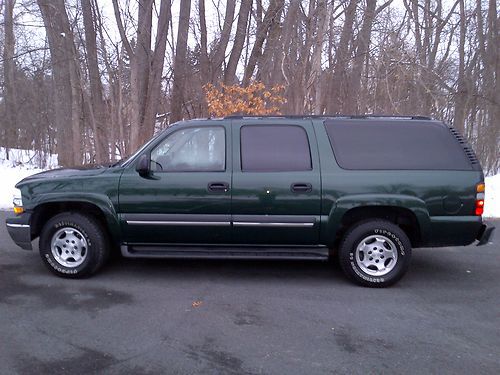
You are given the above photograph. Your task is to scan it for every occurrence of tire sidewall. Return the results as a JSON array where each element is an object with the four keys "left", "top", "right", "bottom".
[
  {"left": 341, "top": 222, "right": 411, "bottom": 287},
  {"left": 40, "top": 214, "right": 100, "bottom": 277}
]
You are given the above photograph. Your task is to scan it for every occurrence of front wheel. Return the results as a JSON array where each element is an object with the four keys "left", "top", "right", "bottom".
[
  {"left": 338, "top": 220, "right": 412, "bottom": 287},
  {"left": 39, "top": 212, "right": 109, "bottom": 278}
]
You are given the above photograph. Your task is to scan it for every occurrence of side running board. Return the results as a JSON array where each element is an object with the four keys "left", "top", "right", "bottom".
[{"left": 121, "top": 244, "right": 329, "bottom": 260}]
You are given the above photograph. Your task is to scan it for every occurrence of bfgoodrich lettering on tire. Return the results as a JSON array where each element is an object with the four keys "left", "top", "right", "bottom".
[
  {"left": 39, "top": 212, "right": 109, "bottom": 278},
  {"left": 339, "top": 220, "right": 412, "bottom": 287}
]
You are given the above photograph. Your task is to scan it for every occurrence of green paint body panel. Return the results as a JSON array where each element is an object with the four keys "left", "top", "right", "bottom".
[
  {"left": 118, "top": 120, "right": 232, "bottom": 244},
  {"left": 13, "top": 117, "right": 486, "bottom": 250},
  {"left": 230, "top": 119, "right": 321, "bottom": 244},
  {"left": 17, "top": 167, "right": 123, "bottom": 243}
]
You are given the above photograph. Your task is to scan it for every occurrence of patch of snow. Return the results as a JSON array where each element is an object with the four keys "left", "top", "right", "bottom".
[
  {"left": 0, "top": 147, "right": 58, "bottom": 209},
  {"left": 0, "top": 167, "right": 46, "bottom": 209},
  {"left": 484, "top": 174, "right": 500, "bottom": 218},
  {"left": 0, "top": 147, "right": 58, "bottom": 169}
]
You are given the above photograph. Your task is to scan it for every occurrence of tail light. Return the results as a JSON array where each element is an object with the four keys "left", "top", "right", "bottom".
[
  {"left": 475, "top": 183, "right": 485, "bottom": 216},
  {"left": 475, "top": 199, "right": 484, "bottom": 216}
]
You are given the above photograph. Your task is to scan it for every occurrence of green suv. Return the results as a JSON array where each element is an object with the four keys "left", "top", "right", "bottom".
[{"left": 6, "top": 116, "right": 495, "bottom": 287}]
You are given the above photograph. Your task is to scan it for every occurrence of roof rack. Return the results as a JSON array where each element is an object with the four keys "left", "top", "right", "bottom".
[
  {"left": 224, "top": 114, "right": 433, "bottom": 120},
  {"left": 348, "top": 115, "right": 432, "bottom": 120}
]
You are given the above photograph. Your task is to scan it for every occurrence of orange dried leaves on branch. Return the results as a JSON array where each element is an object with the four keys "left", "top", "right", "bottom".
[{"left": 204, "top": 82, "right": 286, "bottom": 117}]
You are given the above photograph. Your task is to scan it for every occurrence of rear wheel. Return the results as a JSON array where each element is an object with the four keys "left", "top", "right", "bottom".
[
  {"left": 338, "top": 220, "right": 411, "bottom": 287},
  {"left": 39, "top": 212, "right": 109, "bottom": 278}
]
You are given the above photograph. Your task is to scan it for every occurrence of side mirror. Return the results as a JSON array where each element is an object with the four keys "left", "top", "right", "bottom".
[{"left": 135, "top": 154, "right": 150, "bottom": 177}]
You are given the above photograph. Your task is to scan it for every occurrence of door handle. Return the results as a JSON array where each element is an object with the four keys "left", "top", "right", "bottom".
[
  {"left": 208, "top": 182, "right": 229, "bottom": 192},
  {"left": 291, "top": 183, "right": 312, "bottom": 193}
]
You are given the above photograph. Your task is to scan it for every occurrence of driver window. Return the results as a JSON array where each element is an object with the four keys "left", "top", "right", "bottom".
[{"left": 150, "top": 127, "right": 225, "bottom": 172}]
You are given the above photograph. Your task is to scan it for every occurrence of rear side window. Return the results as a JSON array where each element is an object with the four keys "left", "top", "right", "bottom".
[
  {"left": 241, "top": 125, "right": 312, "bottom": 172},
  {"left": 324, "top": 120, "right": 473, "bottom": 170}
]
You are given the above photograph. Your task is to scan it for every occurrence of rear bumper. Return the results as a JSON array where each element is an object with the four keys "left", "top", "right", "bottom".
[
  {"left": 5, "top": 212, "right": 32, "bottom": 250},
  {"left": 476, "top": 224, "right": 495, "bottom": 246},
  {"left": 427, "top": 216, "right": 483, "bottom": 246}
]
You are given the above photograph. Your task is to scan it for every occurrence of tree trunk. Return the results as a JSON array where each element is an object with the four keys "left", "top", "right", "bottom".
[
  {"left": 453, "top": 0, "right": 467, "bottom": 134},
  {"left": 198, "top": 0, "right": 210, "bottom": 85},
  {"left": 128, "top": 0, "right": 153, "bottom": 150},
  {"left": 308, "top": 0, "right": 329, "bottom": 114},
  {"left": 224, "top": 0, "right": 253, "bottom": 85},
  {"left": 3, "top": 0, "right": 17, "bottom": 151},
  {"left": 142, "top": 0, "right": 171, "bottom": 144},
  {"left": 279, "top": 0, "right": 300, "bottom": 112},
  {"left": 482, "top": 0, "right": 499, "bottom": 173},
  {"left": 256, "top": 0, "right": 284, "bottom": 85},
  {"left": 171, "top": 0, "right": 192, "bottom": 123},
  {"left": 82, "top": 0, "right": 108, "bottom": 163},
  {"left": 37, "top": 0, "right": 82, "bottom": 166},
  {"left": 242, "top": 0, "right": 285, "bottom": 86},
  {"left": 345, "top": 0, "right": 377, "bottom": 114},
  {"left": 210, "top": 0, "right": 236, "bottom": 81},
  {"left": 326, "top": 0, "right": 358, "bottom": 113}
]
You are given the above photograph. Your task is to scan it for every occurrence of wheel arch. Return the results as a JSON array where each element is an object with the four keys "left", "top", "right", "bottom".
[
  {"left": 337, "top": 206, "right": 421, "bottom": 246},
  {"left": 324, "top": 194, "right": 431, "bottom": 248},
  {"left": 30, "top": 196, "right": 120, "bottom": 245}
]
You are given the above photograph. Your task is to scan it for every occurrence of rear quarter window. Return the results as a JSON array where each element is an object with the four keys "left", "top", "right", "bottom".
[{"left": 324, "top": 119, "right": 473, "bottom": 170}]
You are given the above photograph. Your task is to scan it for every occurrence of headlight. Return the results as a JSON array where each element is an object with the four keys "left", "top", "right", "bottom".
[{"left": 13, "top": 188, "right": 23, "bottom": 214}]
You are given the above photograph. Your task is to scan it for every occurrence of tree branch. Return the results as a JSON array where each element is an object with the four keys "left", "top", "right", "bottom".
[{"left": 111, "top": 0, "right": 134, "bottom": 58}]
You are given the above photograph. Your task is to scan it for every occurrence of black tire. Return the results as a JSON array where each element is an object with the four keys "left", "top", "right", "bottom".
[
  {"left": 39, "top": 212, "right": 109, "bottom": 278},
  {"left": 338, "top": 220, "right": 411, "bottom": 287}
]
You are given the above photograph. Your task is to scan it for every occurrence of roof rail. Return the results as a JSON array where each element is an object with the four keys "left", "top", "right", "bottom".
[
  {"left": 224, "top": 114, "right": 433, "bottom": 120},
  {"left": 348, "top": 115, "right": 433, "bottom": 120}
]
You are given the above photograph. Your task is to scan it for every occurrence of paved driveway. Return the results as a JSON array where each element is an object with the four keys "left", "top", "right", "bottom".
[{"left": 0, "top": 211, "right": 499, "bottom": 374}]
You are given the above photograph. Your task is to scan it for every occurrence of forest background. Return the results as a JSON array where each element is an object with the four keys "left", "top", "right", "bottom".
[{"left": 0, "top": 0, "right": 498, "bottom": 174}]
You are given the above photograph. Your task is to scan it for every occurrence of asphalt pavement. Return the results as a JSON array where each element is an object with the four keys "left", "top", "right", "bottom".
[{"left": 0, "top": 210, "right": 499, "bottom": 374}]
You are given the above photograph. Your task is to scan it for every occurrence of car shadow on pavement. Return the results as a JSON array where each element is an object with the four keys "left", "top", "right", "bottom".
[{"left": 104, "top": 256, "right": 345, "bottom": 283}]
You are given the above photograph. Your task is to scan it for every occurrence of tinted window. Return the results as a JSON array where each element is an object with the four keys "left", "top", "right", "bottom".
[
  {"left": 241, "top": 125, "right": 312, "bottom": 172},
  {"left": 151, "top": 127, "right": 225, "bottom": 172},
  {"left": 324, "top": 119, "right": 472, "bottom": 170}
]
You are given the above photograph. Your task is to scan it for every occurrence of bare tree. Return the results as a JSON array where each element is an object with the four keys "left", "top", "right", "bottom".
[
  {"left": 37, "top": 0, "right": 83, "bottom": 166},
  {"left": 453, "top": 0, "right": 467, "bottom": 134},
  {"left": 171, "top": 0, "right": 192, "bottom": 122},
  {"left": 3, "top": 0, "right": 17, "bottom": 156},
  {"left": 209, "top": 0, "right": 236, "bottom": 82},
  {"left": 242, "top": 0, "right": 285, "bottom": 86},
  {"left": 224, "top": 0, "right": 253, "bottom": 85},
  {"left": 112, "top": 0, "right": 171, "bottom": 149},
  {"left": 325, "top": 0, "right": 358, "bottom": 114},
  {"left": 1, "top": 0, "right": 497, "bottom": 172},
  {"left": 81, "top": 0, "right": 108, "bottom": 163}
]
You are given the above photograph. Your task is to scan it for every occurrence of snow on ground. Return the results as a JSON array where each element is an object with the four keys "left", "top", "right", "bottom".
[
  {"left": 0, "top": 147, "right": 58, "bottom": 169},
  {"left": 0, "top": 146, "right": 499, "bottom": 217},
  {"left": 483, "top": 174, "right": 499, "bottom": 218},
  {"left": 0, "top": 147, "right": 58, "bottom": 209}
]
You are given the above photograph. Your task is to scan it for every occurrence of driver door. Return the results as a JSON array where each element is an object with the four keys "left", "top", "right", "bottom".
[{"left": 118, "top": 122, "right": 232, "bottom": 245}]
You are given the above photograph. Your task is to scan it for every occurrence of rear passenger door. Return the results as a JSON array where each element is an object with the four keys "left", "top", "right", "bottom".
[{"left": 231, "top": 119, "right": 321, "bottom": 245}]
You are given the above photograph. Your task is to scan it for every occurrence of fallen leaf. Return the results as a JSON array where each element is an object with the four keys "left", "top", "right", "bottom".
[{"left": 192, "top": 301, "right": 203, "bottom": 308}]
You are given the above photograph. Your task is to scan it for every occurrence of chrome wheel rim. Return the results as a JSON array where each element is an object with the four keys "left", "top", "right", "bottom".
[
  {"left": 50, "top": 227, "right": 88, "bottom": 268},
  {"left": 355, "top": 234, "right": 398, "bottom": 276}
]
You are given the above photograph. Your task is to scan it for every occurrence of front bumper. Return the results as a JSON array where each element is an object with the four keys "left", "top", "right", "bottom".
[
  {"left": 5, "top": 212, "right": 32, "bottom": 250},
  {"left": 477, "top": 223, "right": 495, "bottom": 246}
]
